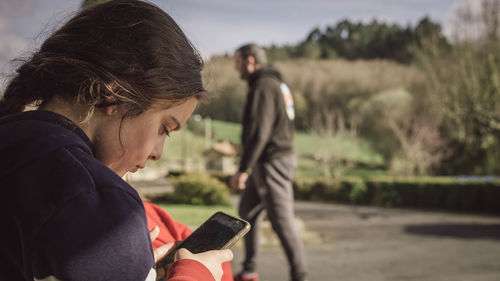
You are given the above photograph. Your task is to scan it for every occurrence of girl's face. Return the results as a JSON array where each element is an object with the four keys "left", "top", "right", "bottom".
[{"left": 93, "top": 97, "right": 198, "bottom": 177}]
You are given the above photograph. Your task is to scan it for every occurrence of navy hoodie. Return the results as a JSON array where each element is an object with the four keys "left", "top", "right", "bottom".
[{"left": 0, "top": 111, "right": 155, "bottom": 281}]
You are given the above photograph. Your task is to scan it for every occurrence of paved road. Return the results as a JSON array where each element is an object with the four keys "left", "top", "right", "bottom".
[{"left": 230, "top": 199, "right": 500, "bottom": 281}]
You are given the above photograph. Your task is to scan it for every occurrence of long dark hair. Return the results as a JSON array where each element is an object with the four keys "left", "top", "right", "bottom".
[{"left": 0, "top": 0, "right": 206, "bottom": 120}]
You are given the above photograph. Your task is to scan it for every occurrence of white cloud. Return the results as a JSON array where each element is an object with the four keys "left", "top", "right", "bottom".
[
  {"left": 0, "top": 0, "right": 33, "bottom": 92},
  {"left": 0, "top": 29, "right": 29, "bottom": 91},
  {"left": 0, "top": 32, "right": 29, "bottom": 64},
  {"left": 0, "top": 0, "right": 33, "bottom": 18},
  {"left": 0, "top": 0, "right": 33, "bottom": 65},
  {"left": 445, "top": 0, "right": 488, "bottom": 40}
]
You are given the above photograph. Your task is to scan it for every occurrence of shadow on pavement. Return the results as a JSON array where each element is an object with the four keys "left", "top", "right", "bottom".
[{"left": 405, "top": 223, "right": 500, "bottom": 240}]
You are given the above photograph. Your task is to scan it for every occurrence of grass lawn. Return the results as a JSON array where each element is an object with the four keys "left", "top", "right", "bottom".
[
  {"left": 152, "top": 129, "right": 207, "bottom": 168},
  {"left": 210, "top": 119, "right": 383, "bottom": 163},
  {"left": 294, "top": 131, "right": 383, "bottom": 165},
  {"left": 157, "top": 203, "right": 237, "bottom": 229},
  {"left": 210, "top": 120, "right": 385, "bottom": 177},
  {"left": 210, "top": 119, "right": 241, "bottom": 144},
  {"left": 157, "top": 118, "right": 386, "bottom": 177}
]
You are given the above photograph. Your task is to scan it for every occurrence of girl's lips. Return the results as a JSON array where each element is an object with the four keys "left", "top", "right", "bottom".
[
  {"left": 130, "top": 165, "right": 145, "bottom": 173},
  {"left": 129, "top": 166, "right": 143, "bottom": 173}
]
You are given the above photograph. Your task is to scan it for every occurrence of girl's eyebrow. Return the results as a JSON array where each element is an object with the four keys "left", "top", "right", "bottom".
[{"left": 170, "top": 116, "right": 181, "bottom": 131}]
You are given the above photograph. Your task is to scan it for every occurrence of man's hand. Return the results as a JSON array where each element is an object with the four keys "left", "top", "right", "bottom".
[{"left": 230, "top": 172, "right": 248, "bottom": 190}]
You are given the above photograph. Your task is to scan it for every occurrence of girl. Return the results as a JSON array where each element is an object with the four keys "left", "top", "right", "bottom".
[{"left": 0, "top": 1, "right": 231, "bottom": 281}]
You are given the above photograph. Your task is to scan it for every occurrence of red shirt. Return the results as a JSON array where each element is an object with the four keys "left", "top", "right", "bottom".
[{"left": 144, "top": 201, "right": 234, "bottom": 281}]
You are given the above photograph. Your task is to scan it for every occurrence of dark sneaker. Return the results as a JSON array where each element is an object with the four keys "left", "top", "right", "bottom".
[{"left": 234, "top": 272, "right": 259, "bottom": 281}]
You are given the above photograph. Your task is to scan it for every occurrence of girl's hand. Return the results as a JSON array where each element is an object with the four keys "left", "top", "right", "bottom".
[
  {"left": 150, "top": 226, "right": 173, "bottom": 262},
  {"left": 175, "top": 248, "right": 234, "bottom": 281},
  {"left": 149, "top": 226, "right": 176, "bottom": 281},
  {"left": 149, "top": 226, "right": 234, "bottom": 281}
]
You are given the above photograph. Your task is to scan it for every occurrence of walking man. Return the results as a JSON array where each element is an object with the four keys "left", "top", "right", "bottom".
[{"left": 230, "top": 43, "right": 307, "bottom": 281}]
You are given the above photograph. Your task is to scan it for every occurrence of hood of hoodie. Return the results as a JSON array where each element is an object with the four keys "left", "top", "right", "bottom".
[
  {"left": 0, "top": 110, "right": 93, "bottom": 178},
  {"left": 248, "top": 66, "right": 282, "bottom": 86}
]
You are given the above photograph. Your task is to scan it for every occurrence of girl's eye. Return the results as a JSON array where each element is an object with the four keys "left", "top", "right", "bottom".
[{"left": 162, "top": 125, "right": 170, "bottom": 137}]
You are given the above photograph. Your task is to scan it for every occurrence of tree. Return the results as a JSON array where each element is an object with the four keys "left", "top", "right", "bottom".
[
  {"left": 268, "top": 17, "right": 448, "bottom": 63},
  {"left": 295, "top": 41, "right": 321, "bottom": 59},
  {"left": 417, "top": 0, "right": 500, "bottom": 174}
]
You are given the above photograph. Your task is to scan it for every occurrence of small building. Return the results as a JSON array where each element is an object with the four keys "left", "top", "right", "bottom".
[{"left": 204, "top": 141, "right": 238, "bottom": 175}]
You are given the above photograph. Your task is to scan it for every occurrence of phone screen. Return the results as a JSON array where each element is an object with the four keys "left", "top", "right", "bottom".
[{"left": 157, "top": 212, "right": 250, "bottom": 267}]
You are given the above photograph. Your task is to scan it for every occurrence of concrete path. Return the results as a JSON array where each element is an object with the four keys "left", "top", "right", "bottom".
[
  {"left": 133, "top": 179, "right": 500, "bottom": 280},
  {"left": 230, "top": 199, "right": 500, "bottom": 281}
]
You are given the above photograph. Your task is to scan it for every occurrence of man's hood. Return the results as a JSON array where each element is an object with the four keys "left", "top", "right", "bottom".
[{"left": 248, "top": 66, "right": 282, "bottom": 85}]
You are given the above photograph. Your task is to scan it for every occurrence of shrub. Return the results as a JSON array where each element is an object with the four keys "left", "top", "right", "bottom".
[
  {"left": 364, "top": 176, "right": 494, "bottom": 211},
  {"left": 294, "top": 177, "right": 369, "bottom": 204},
  {"left": 341, "top": 177, "right": 368, "bottom": 204},
  {"left": 165, "top": 173, "right": 231, "bottom": 206},
  {"left": 293, "top": 176, "right": 500, "bottom": 213},
  {"left": 293, "top": 178, "right": 315, "bottom": 200},
  {"left": 309, "top": 179, "right": 341, "bottom": 202}
]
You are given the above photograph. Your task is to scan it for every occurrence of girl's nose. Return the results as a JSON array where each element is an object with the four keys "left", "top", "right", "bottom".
[{"left": 148, "top": 138, "right": 164, "bottom": 161}]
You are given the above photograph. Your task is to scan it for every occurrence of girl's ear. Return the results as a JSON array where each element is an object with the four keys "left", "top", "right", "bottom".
[
  {"left": 103, "top": 96, "right": 119, "bottom": 116},
  {"left": 105, "top": 104, "right": 119, "bottom": 116}
]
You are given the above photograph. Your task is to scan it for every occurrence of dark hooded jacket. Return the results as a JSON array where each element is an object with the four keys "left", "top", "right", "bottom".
[
  {"left": 239, "top": 66, "right": 295, "bottom": 172},
  {"left": 0, "top": 110, "right": 155, "bottom": 281}
]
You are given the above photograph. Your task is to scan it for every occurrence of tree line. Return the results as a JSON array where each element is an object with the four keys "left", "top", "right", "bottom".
[{"left": 265, "top": 16, "right": 449, "bottom": 63}]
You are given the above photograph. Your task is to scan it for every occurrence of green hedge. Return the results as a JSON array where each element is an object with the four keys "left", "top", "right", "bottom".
[
  {"left": 161, "top": 173, "right": 231, "bottom": 206},
  {"left": 293, "top": 176, "right": 500, "bottom": 213}
]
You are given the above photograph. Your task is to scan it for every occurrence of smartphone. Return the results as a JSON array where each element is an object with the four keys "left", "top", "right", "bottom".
[{"left": 156, "top": 211, "right": 251, "bottom": 268}]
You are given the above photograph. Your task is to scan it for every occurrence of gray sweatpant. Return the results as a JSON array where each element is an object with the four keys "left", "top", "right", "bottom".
[{"left": 238, "top": 154, "right": 307, "bottom": 281}]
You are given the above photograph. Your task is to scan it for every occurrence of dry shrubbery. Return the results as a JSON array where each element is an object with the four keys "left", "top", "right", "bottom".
[
  {"left": 200, "top": 57, "right": 439, "bottom": 176},
  {"left": 200, "top": 57, "right": 247, "bottom": 122},
  {"left": 201, "top": 57, "right": 425, "bottom": 133}
]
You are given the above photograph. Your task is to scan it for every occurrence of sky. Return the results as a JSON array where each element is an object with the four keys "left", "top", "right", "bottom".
[{"left": 0, "top": 0, "right": 474, "bottom": 83}]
